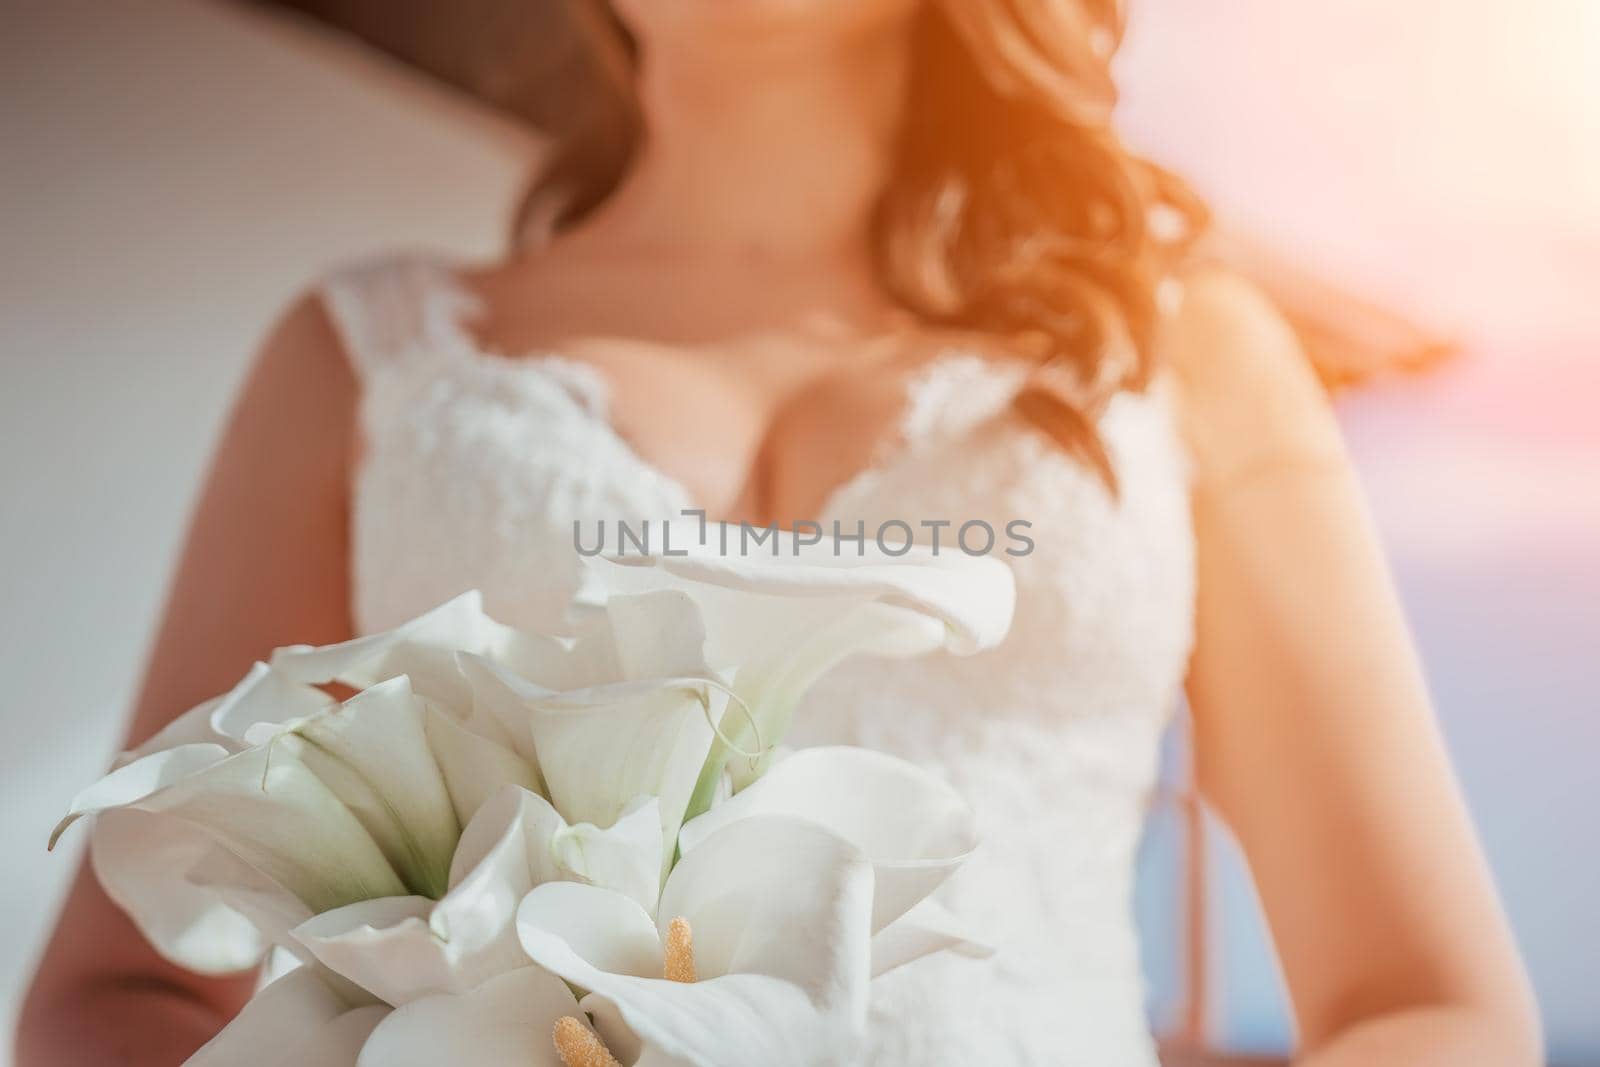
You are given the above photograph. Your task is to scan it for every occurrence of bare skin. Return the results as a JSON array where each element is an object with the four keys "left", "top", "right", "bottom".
[{"left": 18, "top": 1, "right": 1540, "bottom": 1064}]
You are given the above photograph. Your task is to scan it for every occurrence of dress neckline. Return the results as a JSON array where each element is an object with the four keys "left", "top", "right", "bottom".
[{"left": 415, "top": 266, "right": 1029, "bottom": 530}]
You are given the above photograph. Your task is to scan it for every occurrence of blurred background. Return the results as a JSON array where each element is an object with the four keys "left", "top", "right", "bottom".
[{"left": 1, "top": 0, "right": 1595, "bottom": 1063}]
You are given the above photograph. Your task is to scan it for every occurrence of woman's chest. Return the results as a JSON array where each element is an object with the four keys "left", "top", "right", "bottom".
[
  {"left": 528, "top": 332, "right": 972, "bottom": 527},
  {"left": 350, "top": 355, "right": 1198, "bottom": 707}
]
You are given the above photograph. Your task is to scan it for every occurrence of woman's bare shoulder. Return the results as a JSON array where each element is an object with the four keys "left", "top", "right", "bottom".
[
  {"left": 244, "top": 290, "right": 358, "bottom": 424},
  {"left": 1158, "top": 266, "right": 1345, "bottom": 489}
]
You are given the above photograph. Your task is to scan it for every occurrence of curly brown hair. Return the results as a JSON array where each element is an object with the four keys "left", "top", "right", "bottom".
[{"left": 262, "top": 0, "right": 1446, "bottom": 478}]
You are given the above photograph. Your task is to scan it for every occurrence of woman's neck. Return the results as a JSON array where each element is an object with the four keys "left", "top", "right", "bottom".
[{"left": 570, "top": 15, "right": 913, "bottom": 268}]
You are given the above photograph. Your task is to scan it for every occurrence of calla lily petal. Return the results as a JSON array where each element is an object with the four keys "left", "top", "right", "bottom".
[
  {"left": 518, "top": 816, "right": 874, "bottom": 1067},
  {"left": 208, "top": 662, "right": 338, "bottom": 746},
  {"left": 355, "top": 966, "right": 583, "bottom": 1067},
  {"left": 868, "top": 897, "right": 994, "bottom": 977},
  {"left": 140, "top": 745, "right": 403, "bottom": 912},
  {"left": 527, "top": 939, "right": 848, "bottom": 1067},
  {"left": 588, "top": 589, "right": 715, "bottom": 682},
  {"left": 679, "top": 746, "right": 977, "bottom": 931},
  {"left": 88, "top": 809, "right": 271, "bottom": 973},
  {"left": 549, "top": 793, "right": 665, "bottom": 915},
  {"left": 654, "top": 815, "right": 873, "bottom": 1000},
  {"left": 296, "top": 786, "right": 667, "bottom": 1005},
  {"left": 51, "top": 743, "right": 230, "bottom": 849},
  {"left": 512, "top": 672, "right": 715, "bottom": 863},
  {"left": 187, "top": 964, "right": 385, "bottom": 1067},
  {"left": 270, "top": 591, "right": 574, "bottom": 705},
  {"left": 578, "top": 526, "right": 1016, "bottom": 802},
  {"left": 582, "top": 523, "right": 1017, "bottom": 658},
  {"left": 714, "top": 602, "right": 947, "bottom": 790},
  {"left": 62, "top": 739, "right": 406, "bottom": 916},
  {"left": 270, "top": 592, "right": 490, "bottom": 696},
  {"left": 515, "top": 882, "right": 663, "bottom": 979},
  {"left": 421, "top": 703, "right": 542, "bottom": 826},
  {"left": 293, "top": 896, "right": 454, "bottom": 1005},
  {"left": 453, "top": 785, "right": 663, "bottom": 910},
  {"left": 265, "top": 677, "right": 460, "bottom": 898},
  {"left": 186, "top": 844, "right": 318, "bottom": 964}
]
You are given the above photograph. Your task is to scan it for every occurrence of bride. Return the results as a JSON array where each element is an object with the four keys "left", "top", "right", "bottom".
[{"left": 20, "top": 0, "right": 1539, "bottom": 1064}]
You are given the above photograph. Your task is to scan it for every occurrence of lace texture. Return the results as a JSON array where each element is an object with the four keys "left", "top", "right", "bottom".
[{"left": 321, "top": 255, "right": 1197, "bottom": 1066}]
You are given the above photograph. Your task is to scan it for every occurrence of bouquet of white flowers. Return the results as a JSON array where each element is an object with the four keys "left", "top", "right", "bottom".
[{"left": 51, "top": 528, "right": 1014, "bottom": 1066}]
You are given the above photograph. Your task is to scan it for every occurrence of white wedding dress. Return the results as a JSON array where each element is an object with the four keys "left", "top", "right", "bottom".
[{"left": 321, "top": 255, "right": 1197, "bottom": 1067}]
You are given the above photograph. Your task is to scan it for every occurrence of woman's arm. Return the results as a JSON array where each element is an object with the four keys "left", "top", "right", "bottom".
[
  {"left": 17, "top": 295, "right": 358, "bottom": 1066},
  {"left": 1166, "top": 271, "right": 1542, "bottom": 1067}
]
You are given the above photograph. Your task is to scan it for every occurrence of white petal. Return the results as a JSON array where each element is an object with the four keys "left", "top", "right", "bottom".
[
  {"left": 431, "top": 789, "right": 551, "bottom": 985},
  {"left": 449, "top": 783, "right": 660, "bottom": 903},
  {"left": 658, "top": 815, "right": 873, "bottom": 998},
  {"left": 355, "top": 966, "right": 582, "bottom": 1067},
  {"left": 296, "top": 787, "right": 601, "bottom": 1006},
  {"left": 582, "top": 995, "right": 646, "bottom": 1065},
  {"left": 187, "top": 964, "right": 381, "bottom": 1067},
  {"left": 523, "top": 677, "right": 714, "bottom": 862},
  {"left": 423, "top": 703, "right": 542, "bottom": 826},
  {"left": 128, "top": 744, "right": 404, "bottom": 913},
  {"left": 869, "top": 897, "right": 994, "bottom": 976},
  {"left": 454, "top": 653, "right": 545, "bottom": 765},
  {"left": 207, "top": 662, "right": 337, "bottom": 745},
  {"left": 186, "top": 845, "right": 317, "bottom": 963},
  {"left": 295, "top": 1006, "right": 390, "bottom": 1067},
  {"left": 294, "top": 897, "right": 466, "bottom": 1006},
  {"left": 539, "top": 961, "right": 851, "bottom": 1067},
  {"left": 275, "top": 677, "right": 460, "bottom": 898},
  {"left": 89, "top": 810, "right": 270, "bottom": 973},
  {"left": 583, "top": 531, "right": 1015, "bottom": 802},
  {"left": 305, "top": 788, "right": 546, "bottom": 1000},
  {"left": 448, "top": 785, "right": 556, "bottom": 887},
  {"left": 51, "top": 743, "right": 230, "bottom": 849},
  {"left": 270, "top": 591, "right": 492, "bottom": 699},
  {"left": 550, "top": 794, "right": 664, "bottom": 914},
  {"left": 584, "top": 522, "right": 1017, "bottom": 656},
  {"left": 520, "top": 818, "right": 874, "bottom": 1067},
  {"left": 679, "top": 747, "right": 977, "bottom": 931},
  {"left": 589, "top": 590, "right": 714, "bottom": 682},
  {"left": 516, "top": 882, "right": 663, "bottom": 979},
  {"left": 295, "top": 784, "right": 664, "bottom": 1005},
  {"left": 715, "top": 602, "right": 946, "bottom": 790},
  {"left": 270, "top": 591, "right": 573, "bottom": 706}
]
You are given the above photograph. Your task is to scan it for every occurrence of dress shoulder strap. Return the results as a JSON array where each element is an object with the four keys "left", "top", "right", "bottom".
[{"left": 317, "top": 252, "right": 480, "bottom": 378}]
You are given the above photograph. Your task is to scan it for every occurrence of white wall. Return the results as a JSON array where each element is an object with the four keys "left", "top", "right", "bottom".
[{"left": 0, "top": 0, "right": 536, "bottom": 1053}]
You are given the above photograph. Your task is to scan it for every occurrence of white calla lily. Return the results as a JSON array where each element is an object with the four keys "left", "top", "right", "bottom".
[
  {"left": 506, "top": 672, "right": 719, "bottom": 870},
  {"left": 251, "top": 676, "right": 461, "bottom": 899},
  {"left": 576, "top": 522, "right": 1016, "bottom": 804},
  {"left": 517, "top": 815, "right": 874, "bottom": 1067},
  {"left": 678, "top": 746, "right": 977, "bottom": 932},
  {"left": 55, "top": 567, "right": 1012, "bottom": 1063},
  {"left": 53, "top": 590, "right": 729, "bottom": 977},
  {"left": 57, "top": 739, "right": 406, "bottom": 915},
  {"left": 291, "top": 785, "right": 662, "bottom": 1007}
]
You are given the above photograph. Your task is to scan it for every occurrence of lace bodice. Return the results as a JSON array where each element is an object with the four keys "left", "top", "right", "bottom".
[{"left": 321, "top": 255, "right": 1197, "bottom": 1066}]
